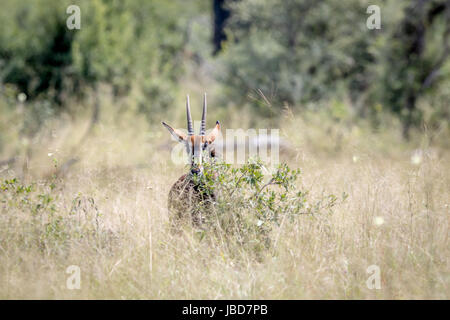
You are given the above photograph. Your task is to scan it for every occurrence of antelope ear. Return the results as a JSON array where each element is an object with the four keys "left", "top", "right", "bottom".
[
  {"left": 162, "top": 122, "right": 187, "bottom": 142},
  {"left": 206, "top": 121, "right": 221, "bottom": 144}
]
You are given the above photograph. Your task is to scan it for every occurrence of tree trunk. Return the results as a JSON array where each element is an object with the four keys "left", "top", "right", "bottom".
[{"left": 212, "top": 0, "right": 231, "bottom": 55}]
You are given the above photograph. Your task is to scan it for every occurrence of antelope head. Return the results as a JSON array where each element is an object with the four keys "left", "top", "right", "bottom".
[{"left": 162, "top": 93, "right": 221, "bottom": 176}]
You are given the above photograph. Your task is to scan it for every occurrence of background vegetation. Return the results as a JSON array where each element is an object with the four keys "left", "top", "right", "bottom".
[{"left": 0, "top": 0, "right": 449, "bottom": 299}]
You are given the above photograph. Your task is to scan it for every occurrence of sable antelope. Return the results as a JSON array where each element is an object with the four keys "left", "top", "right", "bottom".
[{"left": 162, "top": 94, "right": 221, "bottom": 228}]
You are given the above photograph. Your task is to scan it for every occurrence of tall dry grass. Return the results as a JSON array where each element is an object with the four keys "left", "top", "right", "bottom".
[{"left": 0, "top": 97, "right": 448, "bottom": 299}]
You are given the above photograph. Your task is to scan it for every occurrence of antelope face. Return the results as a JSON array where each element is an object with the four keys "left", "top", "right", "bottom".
[{"left": 162, "top": 93, "right": 221, "bottom": 176}]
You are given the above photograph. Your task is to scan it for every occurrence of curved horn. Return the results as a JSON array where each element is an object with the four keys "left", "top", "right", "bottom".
[
  {"left": 200, "top": 93, "right": 207, "bottom": 136},
  {"left": 186, "top": 95, "right": 194, "bottom": 136}
]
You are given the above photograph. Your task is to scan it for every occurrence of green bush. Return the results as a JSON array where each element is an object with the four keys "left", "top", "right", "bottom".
[
  {"left": 0, "top": 177, "right": 116, "bottom": 255},
  {"left": 192, "top": 158, "right": 345, "bottom": 254}
]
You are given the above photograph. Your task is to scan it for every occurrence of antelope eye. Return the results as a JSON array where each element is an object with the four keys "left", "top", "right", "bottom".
[{"left": 202, "top": 142, "right": 209, "bottom": 150}]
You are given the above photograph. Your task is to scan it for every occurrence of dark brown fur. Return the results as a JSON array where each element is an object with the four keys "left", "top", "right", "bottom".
[{"left": 168, "top": 174, "right": 215, "bottom": 229}]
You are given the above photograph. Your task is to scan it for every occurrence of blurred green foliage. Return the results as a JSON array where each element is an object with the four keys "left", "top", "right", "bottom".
[
  {"left": 217, "top": 0, "right": 377, "bottom": 108},
  {"left": 0, "top": 0, "right": 196, "bottom": 109},
  {"left": 218, "top": 0, "right": 449, "bottom": 136},
  {"left": 0, "top": 0, "right": 448, "bottom": 138}
]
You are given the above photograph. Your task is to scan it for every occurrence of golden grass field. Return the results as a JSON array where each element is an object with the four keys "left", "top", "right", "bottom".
[{"left": 0, "top": 94, "right": 449, "bottom": 299}]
